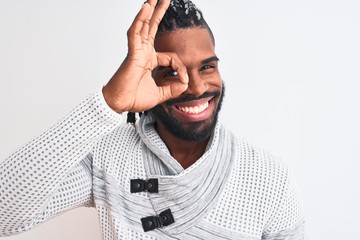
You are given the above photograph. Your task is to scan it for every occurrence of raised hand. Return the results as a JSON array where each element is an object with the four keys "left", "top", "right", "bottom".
[{"left": 102, "top": 0, "right": 189, "bottom": 113}]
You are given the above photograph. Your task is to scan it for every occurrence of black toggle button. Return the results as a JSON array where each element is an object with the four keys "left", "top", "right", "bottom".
[
  {"left": 141, "top": 216, "right": 161, "bottom": 232},
  {"left": 159, "top": 209, "right": 174, "bottom": 226},
  {"left": 130, "top": 178, "right": 158, "bottom": 193},
  {"left": 141, "top": 209, "right": 175, "bottom": 232}
]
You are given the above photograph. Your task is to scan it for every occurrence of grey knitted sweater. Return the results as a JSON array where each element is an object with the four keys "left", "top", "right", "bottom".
[{"left": 0, "top": 91, "right": 305, "bottom": 239}]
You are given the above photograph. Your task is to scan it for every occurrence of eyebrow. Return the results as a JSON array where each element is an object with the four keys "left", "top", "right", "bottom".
[{"left": 202, "top": 56, "right": 220, "bottom": 64}]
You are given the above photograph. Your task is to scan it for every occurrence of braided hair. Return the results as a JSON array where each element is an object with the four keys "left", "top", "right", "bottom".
[
  {"left": 157, "top": 0, "right": 214, "bottom": 43},
  {"left": 127, "top": 0, "right": 214, "bottom": 123}
]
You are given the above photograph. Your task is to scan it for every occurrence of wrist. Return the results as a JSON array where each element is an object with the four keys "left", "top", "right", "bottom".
[{"left": 102, "top": 85, "right": 125, "bottom": 113}]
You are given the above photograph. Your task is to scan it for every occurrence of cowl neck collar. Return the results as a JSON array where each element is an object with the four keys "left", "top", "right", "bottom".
[
  {"left": 135, "top": 112, "right": 235, "bottom": 235},
  {"left": 137, "top": 111, "right": 219, "bottom": 176}
]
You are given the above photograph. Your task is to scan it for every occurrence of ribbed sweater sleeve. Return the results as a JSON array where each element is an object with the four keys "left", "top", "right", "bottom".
[
  {"left": 0, "top": 91, "right": 124, "bottom": 236},
  {"left": 262, "top": 170, "right": 306, "bottom": 240}
]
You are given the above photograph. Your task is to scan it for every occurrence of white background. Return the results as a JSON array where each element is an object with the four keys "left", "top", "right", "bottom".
[{"left": 1, "top": 0, "right": 359, "bottom": 239}]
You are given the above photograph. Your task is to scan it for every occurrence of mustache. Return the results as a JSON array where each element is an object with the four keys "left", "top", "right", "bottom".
[{"left": 165, "top": 91, "right": 221, "bottom": 105}]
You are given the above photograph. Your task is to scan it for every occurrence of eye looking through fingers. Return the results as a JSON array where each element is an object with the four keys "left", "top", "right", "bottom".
[
  {"left": 152, "top": 67, "right": 179, "bottom": 84},
  {"left": 165, "top": 70, "right": 178, "bottom": 77}
]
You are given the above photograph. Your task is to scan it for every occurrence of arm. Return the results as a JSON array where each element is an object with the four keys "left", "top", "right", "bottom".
[
  {"left": 262, "top": 171, "right": 306, "bottom": 240},
  {"left": 1, "top": 0, "right": 189, "bottom": 236},
  {"left": 0, "top": 92, "right": 123, "bottom": 236}
]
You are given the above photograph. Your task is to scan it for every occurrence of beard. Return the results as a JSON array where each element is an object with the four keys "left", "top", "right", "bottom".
[{"left": 151, "top": 83, "right": 225, "bottom": 142}]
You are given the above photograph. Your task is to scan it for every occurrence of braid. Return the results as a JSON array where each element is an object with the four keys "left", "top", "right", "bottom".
[
  {"left": 127, "top": 112, "right": 136, "bottom": 124},
  {"left": 157, "top": 0, "right": 215, "bottom": 44},
  {"left": 127, "top": 112, "right": 144, "bottom": 124}
]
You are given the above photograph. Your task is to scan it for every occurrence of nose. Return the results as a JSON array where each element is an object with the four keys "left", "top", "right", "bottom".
[{"left": 184, "top": 72, "right": 208, "bottom": 97}]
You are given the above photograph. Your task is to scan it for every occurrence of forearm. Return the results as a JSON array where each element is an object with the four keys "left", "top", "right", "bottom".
[{"left": 0, "top": 90, "right": 124, "bottom": 236}]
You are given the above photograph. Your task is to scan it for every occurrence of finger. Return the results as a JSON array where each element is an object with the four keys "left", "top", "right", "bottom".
[
  {"left": 127, "top": 3, "right": 152, "bottom": 51},
  {"left": 157, "top": 79, "right": 189, "bottom": 103},
  {"left": 148, "top": 0, "right": 170, "bottom": 42},
  {"left": 139, "top": 1, "right": 156, "bottom": 43},
  {"left": 157, "top": 52, "right": 189, "bottom": 85},
  {"left": 156, "top": 52, "right": 189, "bottom": 102}
]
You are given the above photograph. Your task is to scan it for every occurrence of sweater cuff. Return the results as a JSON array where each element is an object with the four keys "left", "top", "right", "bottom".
[{"left": 94, "top": 89, "right": 127, "bottom": 122}]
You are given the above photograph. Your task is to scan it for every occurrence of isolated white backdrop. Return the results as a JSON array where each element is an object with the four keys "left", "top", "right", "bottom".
[{"left": 1, "top": 0, "right": 359, "bottom": 239}]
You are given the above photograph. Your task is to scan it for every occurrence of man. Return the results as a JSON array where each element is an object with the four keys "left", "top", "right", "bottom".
[{"left": 0, "top": 0, "right": 305, "bottom": 239}]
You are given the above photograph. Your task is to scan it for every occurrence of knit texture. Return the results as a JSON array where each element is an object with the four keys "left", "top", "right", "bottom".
[{"left": 0, "top": 91, "right": 305, "bottom": 239}]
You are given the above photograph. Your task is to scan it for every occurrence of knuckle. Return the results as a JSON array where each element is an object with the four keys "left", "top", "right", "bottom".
[
  {"left": 144, "top": 18, "right": 151, "bottom": 25},
  {"left": 168, "top": 52, "right": 178, "bottom": 60},
  {"left": 153, "top": 17, "right": 161, "bottom": 26},
  {"left": 149, "top": 35, "right": 155, "bottom": 42}
]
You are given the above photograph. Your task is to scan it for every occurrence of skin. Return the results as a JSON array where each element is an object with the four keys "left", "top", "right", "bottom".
[
  {"left": 102, "top": 0, "right": 223, "bottom": 168},
  {"left": 153, "top": 29, "right": 222, "bottom": 168},
  {"left": 102, "top": 0, "right": 188, "bottom": 113}
]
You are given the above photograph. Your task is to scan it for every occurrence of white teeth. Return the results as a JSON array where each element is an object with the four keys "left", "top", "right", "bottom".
[{"left": 177, "top": 102, "right": 209, "bottom": 114}]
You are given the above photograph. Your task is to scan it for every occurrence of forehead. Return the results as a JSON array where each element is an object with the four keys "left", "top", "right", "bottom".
[{"left": 154, "top": 28, "right": 215, "bottom": 63}]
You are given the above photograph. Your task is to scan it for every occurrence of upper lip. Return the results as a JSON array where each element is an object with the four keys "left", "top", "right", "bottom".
[
  {"left": 166, "top": 91, "right": 220, "bottom": 106},
  {"left": 173, "top": 96, "right": 213, "bottom": 108}
]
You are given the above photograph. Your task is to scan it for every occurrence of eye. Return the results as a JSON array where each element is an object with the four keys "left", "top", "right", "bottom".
[
  {"left": 201, "top": 64, "right": 216, "bottom": 73},
  {"left": 202, "top": 65, "right": 214, "bottom": 70},
  {"left": 164, "top": 70, "right": 178, "bottom": 77}
]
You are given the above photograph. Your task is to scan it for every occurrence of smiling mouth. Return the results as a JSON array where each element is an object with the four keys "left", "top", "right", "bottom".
[
  {"left": 176, "top": 101, "right": 209, "bottom": 114},
  {"left": 166, "top": 91, "right": 220, "bottom": 117},
  {"left": 173, "top": 96, "right": 214, "bottom": 115}
]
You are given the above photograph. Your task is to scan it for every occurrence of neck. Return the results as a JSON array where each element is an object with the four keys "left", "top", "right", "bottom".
[{"left": 155, "top": 121, "right": 210, "bottom": 169}]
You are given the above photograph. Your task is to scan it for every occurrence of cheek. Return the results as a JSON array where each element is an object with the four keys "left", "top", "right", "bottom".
[{"left": 205, "top": 74, "right": 222, "bottom": 88}]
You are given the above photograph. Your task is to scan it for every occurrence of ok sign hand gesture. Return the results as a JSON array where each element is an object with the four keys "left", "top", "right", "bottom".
[{"left": 103, "top": 0, "right": 189, "bottom": 113}]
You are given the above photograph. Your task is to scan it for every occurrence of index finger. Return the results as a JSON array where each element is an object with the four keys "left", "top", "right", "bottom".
[
  {"left": 157, "top": 52, "right": 189, "bottom": 85},
  {"left": 148, "top": 0, "right": 170, "bottom": 42}
]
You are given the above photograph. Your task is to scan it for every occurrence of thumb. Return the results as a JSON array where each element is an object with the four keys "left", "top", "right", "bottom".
[{"left": 157, "top": 79, "right": 189, "bottom": 104}]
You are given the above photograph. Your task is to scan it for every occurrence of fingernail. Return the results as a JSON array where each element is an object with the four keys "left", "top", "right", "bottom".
[{"left": 185, "top": 73, "right": 189, "bottom": 83}]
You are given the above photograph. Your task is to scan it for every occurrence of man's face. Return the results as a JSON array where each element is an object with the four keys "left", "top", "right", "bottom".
[{"left": 152, "top": 28, "right": 224, "bottom": 141}]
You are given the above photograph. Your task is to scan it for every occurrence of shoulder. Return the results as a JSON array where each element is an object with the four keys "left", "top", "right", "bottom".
[
  {"left": 228, "top": 134, "right": 293, "bottom": 208},
  {"left": 205, "top": 129, "right": 304, "bottom": 235},
  {"left": 232, "top": 135, "right": 290, "bottom": 181}
]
